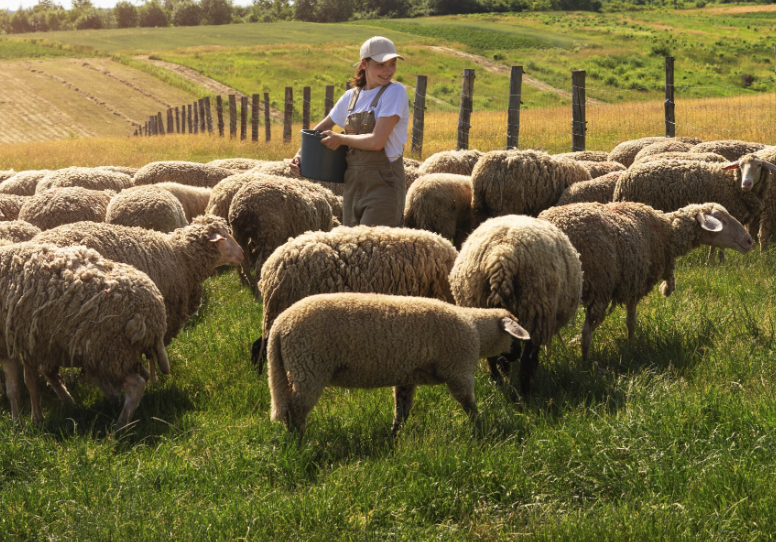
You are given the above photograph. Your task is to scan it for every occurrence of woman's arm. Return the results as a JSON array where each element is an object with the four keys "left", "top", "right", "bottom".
[
  {"left": 289, "top": 115, "right": 337, "bottom": 175},
  {"left": 320, "top": 115, "right": 399, "bottom": 152}
]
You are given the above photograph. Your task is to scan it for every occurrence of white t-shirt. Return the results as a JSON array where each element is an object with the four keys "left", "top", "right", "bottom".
[{"left": 329, "top": 83, "right": 409, "bottom": 162}]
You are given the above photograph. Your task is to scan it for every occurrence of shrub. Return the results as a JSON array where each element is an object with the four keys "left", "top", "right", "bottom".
[
  {"left": 139, "top": 1, "right": 168, "bottom": 27},
  {"left": 201, "top": 0, "right": 232, "bottom": 24},
  {"left": 114, "top": 1, "right": 138, "bottom": 28},
  {"left": 172, "top": 1, "right": 202, "bottom": 26},
  {"left": 75, "top": 9, "right": 104, "bottom": 29}
]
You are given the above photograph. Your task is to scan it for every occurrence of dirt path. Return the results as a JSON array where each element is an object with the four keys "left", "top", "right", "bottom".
[{"left": 427, "top": 46, "right": 602, "bottom": 105}]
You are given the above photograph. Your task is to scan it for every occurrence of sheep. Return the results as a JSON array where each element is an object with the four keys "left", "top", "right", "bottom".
[
  {"left": 228, "top": 176, "right": 337, "bottom": 294},
  {"left": 0, "top": 170, "right": 49, "bottom": 196},
  {"left": 133, "top": 161, "right": 233, "bottom": 188},
  {"left": 403, "top": 157, "right": 422, "bottom": 169},
  {"left": 252, "top": 226, "right": 459, "bottom": 371},
  {"left": 403, "top": 173, "right": 473, "bottom": 248},
  {"left": 36, "top": 167, "right": 133, "bottom": 194},
  {"left": 0, "top": 170, "right": 15, "bottom": 182},
  {"left": 554, "top": 151, "right": 610, "bottom": 162},
  {"left": 207, "top": 158, "right": 268, "bottom": 171},
  {"left": 471, "top": 149, "right": 591, "bottom": 227},
  {"left": 608, "top": 137, "right": 702, "bottom": 168},
  {"left": 631, "top": 140, "right": 694, "bottom": 164},
  {"left": 0, "top": 220, "right": 41, "bottom": 243},
  {"left": 449, "top": 215, "right": 583, "bottom": 393},
  {"left": 33, "top": 215, "right": 243, "bottom": 347},
  {"left": 689, "top": 140, "right": 767, "bottom": 162},
  {"left": 634, "top": 152, "right": 727, "bottom": 165},
  {"left": 205, "top": 172, "right": 259, "bottom": 220},
  {"left": 404, "top": 164, "right": 421, "bottom": 190},
  {"left": 538, "top": 202, "right": 752, "bottom": 362},
  {"left": 0, "top": 194, "right": 28, "bottom": 221},
  {"left": 254, "top": 160, "right": 345, "bottom": 196},
  {"left": 18, "top": 187, "right": 112, "bottom": 231},
  {"left": 150, "top": 182, "right": 211, "bottom": 222},
  {"left": 0, "top": 242, "right": 168, "bottom": 429},
  {"left": 267, "top": 293, "right": 529, "bottom": 435},
  {"left": 106, "top": 186, "right": 188, "bottom": 233},
  {"left": 418, "top": 149, "right": 483, "bottom": 177},
  {"left": 575, "top": 160, "right": 626, "bottom": 179},
  {"left": 98, "top": 166, "right": 139, "bottom": 177},
  {"left": 556, "top": 172, "right": 621, "bottom": 206}
]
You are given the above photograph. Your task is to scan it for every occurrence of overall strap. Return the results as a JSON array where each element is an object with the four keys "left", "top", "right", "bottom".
[
  {"left": 347, "top": 87, "right": 362, "bottom": 113},
  {"left": 369, "top": 82, "right": 392, "bottom": 108}
]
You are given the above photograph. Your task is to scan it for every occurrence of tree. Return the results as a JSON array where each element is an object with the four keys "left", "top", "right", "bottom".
[
  {"left": 138, "top": 0, "right": 168, "bottom": 26},
  {"left": 114, "top": 0, "right": 138, "bottom": 27},
  {"left": 315, "top": 0, "right": 352, "bottom": 22},
  {"left": 10, "top": 9, "right": 34, "bottom": 33},
  {"left": 75, "top": 8, "right": 103, "bottom": 28},
  {"left": 71, "top": 0, "right": 93, "bottom": 9},
  {"left": 293, "top": 0, "right": 315, "bottom": 20},
  {"left": 200, "top": 0, "right": 232, "bottom": 24},
  {"left": 172, "top": 0, "right": 202, "bottom": 25}
]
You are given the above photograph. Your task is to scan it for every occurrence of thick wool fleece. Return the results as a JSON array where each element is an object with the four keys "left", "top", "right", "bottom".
[
  {"left": 207, "top": 158, "right": 268, "bottom": 171},
  {"left": 0, "top": 170, "right": 50, "bottom": 196},
  {"left": 0, "top": 220, "right": 41, "bottom": 243},
  {"left": 418, "top": 150, "right": 483, "bottom": 176},
  {"left": 554, "top": 151, "right": 610, "bottom": 162},
  {"left": 34, "top": 216, "right": 231, "bottom": 345},
  {"left": 134, "top": 161, "right": 233, "bottom": 188},
  {"left": 98, "top": 166, "right": 138, "bottom": 177},
  {"left": 150, "top": 182, "right": 211, "bottom": 222},
  {"left": 450, "top": 215, "right": 581, "bottom": 347},
  {"left": 404, "top": 173, "right": 473, "bottom": 248},
  {"left": 574, "top": 160, "right": 626, "bottom": 179},
  {"left": 254, "top": 160, "right": 345, "bottom": 196},
  {"left": 36, "top": 167, "right": 132, "bottom": 194},
  {"left": 690, "top": 140, "right": 767, "bottom": 161},
  {"left": 635, "top": 152, "right": 727, "bottom": 165},
  {"left": 0, "top": 171, "right": 15, "bottom": 182},
  {"left": 632, "top": 141, "right": 694, "bottom": 164},
  {"left": 106, "top": 186, "right": 188, "bottom": 233},
  {"left": 471, "top": 149, "right": 591, "bottom": 226},
  {"left": 19, "top": 187, "right": 112, "bottom": 231},
  {"left": 206, "top": 172, "right": 265, "bottom": 219},
  {"left": 556, "top": 172, "right": 621, "bottom": 206},
  {"left": 608, "top": 137, "right": 702, "bottom": 168},
  {"left": 0, "top": 194, "right": 27, "bottom": 221}
]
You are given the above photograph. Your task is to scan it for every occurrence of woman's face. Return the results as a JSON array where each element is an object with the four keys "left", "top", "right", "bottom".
[{"left": 363, "top": 58, "right": 397, "bottom": 88}]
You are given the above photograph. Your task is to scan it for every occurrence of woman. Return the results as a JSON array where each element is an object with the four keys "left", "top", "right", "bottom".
[{"left": 290, "top": 36, "right": 409, "bottom": 227}]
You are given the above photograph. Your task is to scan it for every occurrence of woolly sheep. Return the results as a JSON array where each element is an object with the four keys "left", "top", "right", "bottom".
[
  {"left": 0, "top": 170, "right": 49, "bottom": 196},
  {"left": 99, "top": 166, "right": 139, "bottom": 177},
  {"left": 34, "top": 215, "right": 243, "bottom": 347},
  {"left": 556, "top": 171, "right": 621, "bottom": 206},
  {"left": 471, "top": 149, "right": 591, "bottom": 227},
  {"left": 449, "top": 215, "right": 582, "bottom": 393},
  {"left": 608, "top": 137, "right": 702, "bottom": 168},
  {"left": 689, "top": 140, "right": 767, "bottom": 162},
  {"left": 254, "top": 160, "right": 345, "bottom": 196},
  {"left": 205, "top": 172, "right": 260, "bottom": 220},
  {"left": 36, "top": 167, "right": 132, "bottom": 194},
  {"left": 207, "top": 158, "right": 268, "bottom": 171},
  {"left": 229, "top": 176, "right": 336, "bottom": 294},
  {"left": 575, "top": 160, "right": 626, "bottom": 179},
  {"left": 404, "top": 173, "right": 473, "bottom": 248},
  {"left": 267, "top": 293, "right": 529, "bottom": 435},
  {"left": 150, "top": 182, "right": 211, "bottom": 221},
  {"left": 133, "top": 161, "right": 233, "bottom": 188},
  {"left": 418, "top": 149, "right": 483, "bottom": 176},
  {"left": 252, "top": 226, "right": 459, "bottom": 370},
  {"left": 538, "top": 202, "right": 752, "bottom": 362},
  {"left": 0, "top": 220, "right": 41, "bottom": 243},
  {"left": 0, "top": 170, "right": 15, "bottom": 182},
  {"left": 0, "top": 194, "right": 27, "bottom": 222},
  {"left": 18, "top": 187, "right": 112, "bottom": 231},
  {"left": 106, "top": 186, "right": 188, "bottom": 233},
  {"left": 634, "top": 152, "right": 727, "bottom": 165},
  {"left": 404, "top": 164, "right": 421, "bottom": 190},
  {"left": 631, "top": 140, "right": 694, "bottom": 164},
  {"left": 403, "top": 158, "right": 421, "bottom": 169},
  {"left": 0, "top": 242, "right": 168, "bottom": 429},
  {"left": 554, "top": 151, "right": 610, "bottom": 162}
]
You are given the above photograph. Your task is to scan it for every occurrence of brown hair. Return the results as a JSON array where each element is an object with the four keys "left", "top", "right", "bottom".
[{"left": 348, "top": 58, "right": 369, "bottom": 89}]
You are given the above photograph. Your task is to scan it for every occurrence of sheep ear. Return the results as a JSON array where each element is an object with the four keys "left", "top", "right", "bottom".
[
  {"left": 0, "top": 209, "right": 4, "bottom": 218},
  {"left": 760, "top": 161, "right": 776, "bottom": 173},
  {"left": 209, "top": 232, "right": 226, "bottom": 242},
  {"left": 722, "top": 161, "right": 740, "bottom": 170},
  {"left": 500, "top": 318, "right": 530, "bottom": 340},
  {"left": 697, "top": 213, "right": 723, "bottom": 232}
]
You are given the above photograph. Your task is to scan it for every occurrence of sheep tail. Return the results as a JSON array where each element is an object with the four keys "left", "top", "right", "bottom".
[
  {"left": 485, "top": 250, "right": 516, "bottom": 309},
  {"left": 154, "top": 337, "right": 170, "bottom": 375},
  {"left": 267, "top": 328, "right": 290, "bottom": 423}
]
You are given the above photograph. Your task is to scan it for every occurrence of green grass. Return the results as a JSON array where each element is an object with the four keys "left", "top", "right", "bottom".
[
  {"left": 0, "top": 38, "right": 79, "bottom": 59},
  {"left": 2, "top": 240, "right": 776, "bottom": 539}
]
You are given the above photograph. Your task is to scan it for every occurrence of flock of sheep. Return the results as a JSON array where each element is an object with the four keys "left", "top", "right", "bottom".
[{"left": 0, "top": 135, "right": 770, "bottom": 435}]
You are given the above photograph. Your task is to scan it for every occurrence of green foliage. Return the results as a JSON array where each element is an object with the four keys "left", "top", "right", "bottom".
[
  {"left": 0, "top": 38, "right": 78, "bottom": 59},
  {"left": 113, "top": 1, "right": 139, "bottom": 28},
  {"left": 74, "top": 9, "right": 104, "bottom": 30},
  {"left": 200, "top": 0, "right": 233, "bottom": 25},
  {"left": 172, "top": 1, "right": 202, "bottom": 26},
  {"left": 138, "top": 1, "right": 169, "bottom": 27}
]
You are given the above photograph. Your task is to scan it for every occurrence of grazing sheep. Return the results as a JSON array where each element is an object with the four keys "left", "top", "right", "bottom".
[
  {"left": 689, "top": 140, "right": 767, "bottom": 162},
  {"left": 205, "top": 172, "right": 260, "bottom": 220},
  {"left": 471, "top": 149, "right": 591, "bottom": 227},
  {"left": 134, "top": 161, "right": 233, "bottom": 188},
  {"left": 554, "top": 151, "right": 610, "bottom": 162},
  {"left": 18, "top": 187, "right": 112, "bottom": 231},
  {"left": 252, "top": 226, "right": 459, "bottom": 370},
  {"left": 575, "top": 160, "right": 626, "bottom": 179},
  {"left": 151, "top": 182, "right": 211, "bottom": 221},
  {"left": 538, "top": 202, "right": 752, "bottom": 362},
  {"left": 608, "top": 137, "right": 702, "bottom": 168},
  {"left": 0, "top": 242, "right": 168, "bottom": 429},
  {"left": 0, "top": 220, "right": 41, "bottom": 243},
  {"left": 99, "top": 166, "right": 139, "bottom": 177},
  {"left": 0, "top": 194, "right": 27, "bottom": 221},
  {"left": 634, "top": 152, "right": 727, "bottom": 165},
  {"left": 556, "top": 172, "right": 621, "bottom": 206},
  {"left": 631, "top": 140, "right": 694, "bottom": 164},
  {"left": 208, "top": 158, "right": 267, "bottom": 171},
  {"left": 229, "top": 176, "right": 336, "bottom": 294},
  {"left": 267, "top": 293, "right": 529, "bottom": 435},
  {"left": 34, "top": 216, "right": 243, "bottom": 347},
  {"left": 404, "top": 173, "right": 473, "bottom": 248},
  {"left": 254, "top": 160, "right": 345, "bottom": 196},
  {"left": 36, "top": 167, "right": 133, "bottom": 194},
  {"left": 0, "top": 170, "right": 49, "bottom": 196},
  {"left": 106, "top": 186, "right": 188, "bottom": 233},
  {"left": 449, "top": 215, "right": 582, "bottom": 393},
  {"left": 418, "top": 149, "right": 483, "bottom": 177}
]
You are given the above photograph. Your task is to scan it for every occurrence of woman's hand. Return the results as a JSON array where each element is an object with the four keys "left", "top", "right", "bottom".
[
  {"left": 289, "top": 152, "right": 301, "bottom": 176},
  {"left": 320, "top": 131, "right": 343, "bottom": 150}
]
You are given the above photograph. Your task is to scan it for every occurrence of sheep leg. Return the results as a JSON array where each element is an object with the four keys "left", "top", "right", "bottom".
[
  {"left": 512, "top": 340, "right": 537, "bottom": 396},
  {"left": 96, "top": 381, "right": 121, "bottom": 405},
  {"left": 487, "top": 340, "right": 523, "bottom": 383},
  {"left": 43, "top": 368, "right": 75, "bottom": 404},
  {"left": 391, "top": 385, "right": 416, "bottom": 435},
  {"left": 446, "top": 374, "right": 478, "bottom": 418},
  {"left": 759, "top": 220, "right": 770, "bottom": 251},
  {"left": 626, "top": 300, "right": 638, "bottom": 341},
  {"left": 115, "top": 373, "right": 146, "bottom": 432},
  {"left": 252, "top": 252, "right": 265, "bottom": 300},
  {"left": 286, "top": 382, "right": 324, "bottom": 437},
  {"left": 1, "top": 358, "right": 22, "bottom": 420},
  {"left": 24, "top": 363, "right": 44, "bottom": 423},
  {"left": 486, "top": 357, "right": 503, "bottom": 383},
  {"left": 582, "top": 310, "right": 603, "bottom": 364},
  {"left": 240, "top": 258, "right": 257, "bottom": 295}
]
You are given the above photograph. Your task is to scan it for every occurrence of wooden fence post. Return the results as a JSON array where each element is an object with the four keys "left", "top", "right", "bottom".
[
  {"left": 457, "top": 69, "right": 475, "bottom": 151},
  {"left": 157, "top": 112, "right": 165, "bottom": 136},
  {"left": 187, "top": 104, "right": 193, "bottom": 134},
  {"left": 264, "top": 92, "right": 271, "bottom": 142},
  {"left": 193, "top": 102, "right": 199, "bottom": 135},
  {"left": 284, "top": 87, "right": 293, "bottom": 143},
  {"left": 229, "top": 95, "right": 237, "bottom": 138},
  {"left": 411, "top": 75, "right": 427, "bottom": 156},
  {"left": 303, "top": 86, "right": 311, "bottom": 130},
  {"left": 325, "top": 85, "right": 334, "bottom": 116},
  {"left": 150, "top": 115, "right": 156, "bottom": 136},
  {"left": 167, "top": 108, "right": 174, "bottom": 134},
  {"left": 204, "top": 97, "right": 213, "bottom": 133},
  {"left": 507, "top": 66, "right": 523, "bottom": 150},
  {"left": 665, "top": 56, "right": 675, "bottom": 138},
  {"left": 241, "top": 96, "right": 248, "bottom": 140},
  {"left": 175, "top": 107, "right": 180, "bottom": 133},
  {"left": 571, "top": 70, "right": 586, "bottom": 151},
  {"left": 252, "top": 94, "right": 260, "bottom": 142},
  {"left": 198, "top": 99, "right": 206, "bottom": 133},
  {"left": 216, "top": 96, "right": 224, "bottom": 137},
  {"left": 181, "top": 104, "right": 187, "bottom": 133}
]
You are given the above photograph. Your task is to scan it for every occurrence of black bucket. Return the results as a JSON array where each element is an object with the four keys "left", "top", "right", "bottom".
[{"left": 299, "top": 129, "right": 348, "bottom": 184}]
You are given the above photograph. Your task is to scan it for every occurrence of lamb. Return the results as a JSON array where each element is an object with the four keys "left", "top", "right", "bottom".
[
  {"left": 18, "top": 187, "right": 112, "bottom": 230},
  {"left": 0, "top": 194, "right": 28, "bottom": 221},
  {"left": 631, "top": 140, "right": 694, "bottom": 164},
  {"left": 538, "top": 202, "right": 752, "bottom": 362},
  {"left": 449, "top": 215, "right": 583, "bottom": 393},
  {"left": 252, "top": 226, "right": 459, "bottom": 371},
  {"left": 574, "top": 160, "right": 626, "bottom": 179},
  {"left": 33, "top": 216, "right": 243, "bottom": 347},
  {"left": 0, "top": 220, "right": 41, "bottom": 243},
  {"left": 267, "top": 293, "right": 529, "bottom": 435},
  {"left": 403, "top": 173, "right": 473, "bottom": 248},
  {"left": 634, "top": 152, "right": 727, "bottom": 165},
  {"left": 689, "top": 140, "right": 767, "bottom": 162},
  {"left": 471, "top": 149, "right": 591, "bottom": 227},
  {"left": 207, "top": 158, "right": 268, "bottom": 171},
  {"left": 418, "top": 149, "right": 483, "bottom": 176},
  {"left": 554, "top": 151, "right": 610, "bottom": 162},
  {"left": 36, "top": 167, "right": 133, "bottom": 194},
  {"left": 608, "top": 137, "right": 702, "bottom": 168},
  {"left": 149, "top": 182, "right": 211, "bottom": 222},
  {"left": 133, "top": 161, "right": 233, "bottom": 188},
  {"left": 106, "top": 186, "right": 188, "bottom": 233},
  {"left": 0, "top": 242, "right": 168, "bottom": 429},
  {"left": 0, "top": 170, "right": 49, "bottom": 196},
  {"left": 556, "top": 172, "right": 621, "bottom": 205},
  {"left": 228, "top": 176, "right": 336, "bottom": 294},
  {"left": 254, "top": 160, "right": 345, "bottom": 196}
]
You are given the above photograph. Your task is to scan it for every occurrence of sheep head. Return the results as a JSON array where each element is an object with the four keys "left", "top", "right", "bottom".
[
  {"left": 695, "top": 205, "right": 753, "bottom": 254},
  {"left": 722, "top": 155, "right": 776, "bottom": 192}
]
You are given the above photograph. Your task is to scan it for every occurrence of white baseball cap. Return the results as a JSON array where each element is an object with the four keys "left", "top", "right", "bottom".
[{"left": 353, "top": 36, "right": 405, "bottom": 67}]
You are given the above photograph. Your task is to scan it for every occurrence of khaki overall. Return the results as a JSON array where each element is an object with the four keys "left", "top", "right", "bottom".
[{"left": 343, "top": 83, "right": 406, "bottom": 227}]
